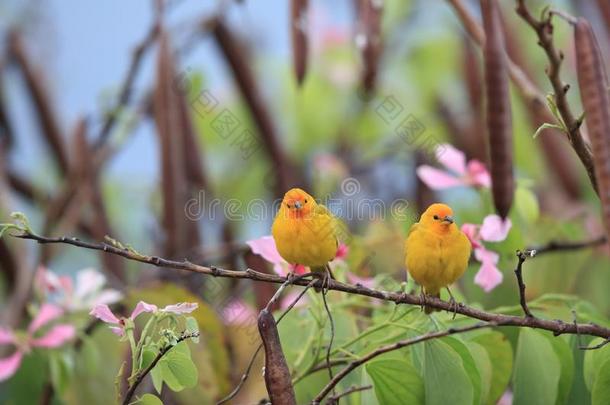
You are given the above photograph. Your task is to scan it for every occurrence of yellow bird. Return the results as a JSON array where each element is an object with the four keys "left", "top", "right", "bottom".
[
  {"left": 272, "top": 188, "right": 338, "bottom": 282},
  {"left": 405, "top": 203, "right": 471, "bottom": 313}
]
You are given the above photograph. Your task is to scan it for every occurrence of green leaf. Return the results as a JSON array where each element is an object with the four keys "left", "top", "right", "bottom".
[
  {"left": 49, "top": 351, "right": 74, "bottom": 395},
  {"left": 592, "top": 359, "right": 610, "bottom": 405},
  {"left": 81, "top": 337, "right": 101, "bottom": 374},
  {"left": 423, "top": 339, "right": 474, "bottom": 405},
  {"left": 153, "top": 342, "right": 198, "bottom": 392},
  {"left": 533, "top": 122, "right": 564, "bottom": 139},
  {"left": 134, "top": 393, "right": 164, "bottom": 405},
  {"left": 442, "top": 337, "right": 483, "bottom": 405},
  {"left": 584, "top": 338, "right": 610, "bottom": 391},
  {"left": 468, "top": 342, "right": 492, "bottom": 405},
  {"left": 365, "top": 358, "right": 424, "bottom": 405},
  {"left": 541, "top": 335, "right": 574, "bottom": 405},
  {"left": 513, "top": 329, "right": 561, "bottom": 405},
  {"left": 470, "top": 331, "right": 513, "bottom": 405},
  {"left": 515, "top": 186, "right": 540, "bottom": 224},
  {"left": 150, "top": 363, "right": 164, "bottom": 394},
  {"left": 141, "top": 347, "right": 157, "bottom": 371},
  {"left": 186, "top": 317, "right": 200, "bottom": 343}
]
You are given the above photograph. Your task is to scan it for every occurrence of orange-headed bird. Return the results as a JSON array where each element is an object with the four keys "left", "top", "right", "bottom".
[{"left": 405, "top": 203, "right": 471, "bottom": 313}]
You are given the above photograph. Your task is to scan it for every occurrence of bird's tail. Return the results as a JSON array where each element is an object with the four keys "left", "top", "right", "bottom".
[{"left": 424, "top": 292, "right": 441, "bottom": 314}]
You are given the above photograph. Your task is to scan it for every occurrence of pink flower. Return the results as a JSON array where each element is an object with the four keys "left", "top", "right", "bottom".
[
  {"left": 221, "top": 299, "right": 258, "bottom": 325},
  {"left": 0, "top": 304, "right": 75, "bottom": 382},
  {"left": 461, "top": 215, "right": 512, "bottom": 292},
  {"left": 417, "top": 144, "right": 491, "bottom": 190},
  {"left": 36, "top": 267, "right": 122, "bottom": 312},
  {"left": 335, "top": 243, "right": 349, "bottom": 260},
  {"left": 246, "top": 236, "right": 349, "bottom": 277},
  {"left": 90, "top": 301, "right": 197, "bottom": 336}
]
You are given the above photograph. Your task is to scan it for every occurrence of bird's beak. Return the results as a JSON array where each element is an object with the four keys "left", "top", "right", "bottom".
[
  {"left": 294, "top": 200, "right": 303, "bottom": 210},
  {"left": 442, "top": 215, "right": 454, "bottom": 224}
]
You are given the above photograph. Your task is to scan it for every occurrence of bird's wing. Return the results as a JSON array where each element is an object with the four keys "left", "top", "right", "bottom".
[
  {"left": 407, "top": 222, "right": 419, "bottom": 237},
  {"left": 316, "top": 204, "right": 343, "bottom": 247},
  {"left": 314, "top": 203, "right": 333, "bottom": 218}
]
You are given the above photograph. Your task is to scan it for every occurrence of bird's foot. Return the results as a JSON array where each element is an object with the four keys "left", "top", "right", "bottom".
[
  {"left": 447, "top": 297, "right": 459, "bottom": 320},
  {"left": 419, "top": 291, "right": 428, "bottom": 312}
]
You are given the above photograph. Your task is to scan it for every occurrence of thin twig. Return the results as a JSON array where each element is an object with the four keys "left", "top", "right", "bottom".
[
  {"left": 217, "top": 279, "right": 318, "bottom": 405},
  {"left": 446, "top": 0, "right": 598, "bottom": 194},
  {"left": 515, "top": 0, "right": 598, "bottom": 194},
  {"left": 311, "top": 322, "right": 498, "bottom": 404},
  {"left": 8, "top": 230, "right": 610, "bottom": 340},
  {"left": 571, "top": 310, "right": 610, "bottom": 350},
  {"left": 122, "top": 331, "right": 199, "bottom": 405},
  {"left": 321, "top": 288, "right": 335, "bottom": 395},
  {"left": 528, "top": 236, "right": 607, "bottom": 256},
  {"left": 93, "top": 18, "right": 159, "bottom": 149},
  {"left": 326, "top": 384, "right": 372, "bottom": 404},
  {"left": 514, "top": 250, "right": 534, "bottom": 318}
]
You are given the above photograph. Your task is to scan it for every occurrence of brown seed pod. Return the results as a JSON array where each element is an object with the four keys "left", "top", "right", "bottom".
[
  {"left": 258, "top": 309, "right": 297, "bottom": 405},
  {"left": 481, "top": 0, "right": 514, "bottom": 219},
  {"left": 357, "top": 0, "right": 383, "bottom": 95},
  {"left": 291, "top": 0, "right": 309, "bottom": 86},
  {"left": 575, "top": 17, "right": 610, "bottom": 239}
]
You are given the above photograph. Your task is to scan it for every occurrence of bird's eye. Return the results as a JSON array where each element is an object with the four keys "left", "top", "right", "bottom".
[
  {"left": 304, "top": 199, "right": 308, "bottom": 203},
  {"left": 433, "top": 215, "right": 439, "bottom": 220},
  {"left": 287, "top": 204, "right": 291, "bottom": 209}
]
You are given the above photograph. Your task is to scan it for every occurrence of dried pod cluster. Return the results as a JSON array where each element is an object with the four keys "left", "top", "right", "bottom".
[
  {"left": 481, "top": 0, "right": 514, "bottom": 219},
  {"left": 291, "top": 0, "right": 309, "bottom": 85},
  {"left": 258, "top": 309, "right": 297, "bottom": 405},
  {"left": 356, "top": 0, "right": 383, "bottom": 95},
  {"left": 574, "top": 18, "right": 610, "bottom": 239}
]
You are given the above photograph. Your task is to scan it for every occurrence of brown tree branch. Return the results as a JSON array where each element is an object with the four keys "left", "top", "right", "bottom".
[
  {"left": 93, "top": 17, "right": 159, "bottom": 149},
  {"left": 446, "top": 0, "right": 598, "bottom": 194},
  {"left": 311, "top": 322, "right": 498, "bottom": 404},
  {"left": 210, "top": 19, "right": 298, "bottom": 197},
  {"left": 8, "top": 31, "right": 69, "bottom": 174},
  {"left": 514, "top": 250, "right": 534, "bottom": 317},
  {"left": 326, "top": 385, "right": 372, "bottom": 404},
  {"left": 8, "top": 230, "right": 610, "bottom": 340},
  {"left": 217, "top": 277, "right": 318, "bottom": 405},
  {"left": 529, "top": 235, "right": 607, "bottom": 256},
  {"left": 514, "top": 0, "right": 597, "bottom": 194}
]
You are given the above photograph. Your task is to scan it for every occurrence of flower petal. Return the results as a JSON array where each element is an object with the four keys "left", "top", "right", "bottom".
[
  {"left": 0, "top": 328, "right": 15, "bottom": 345},
  {"left": 89, "top": 304, "right": 120, "bottom": 324},
  {"left": 480, "top": 215, "right": 512, "bottom": 242},
  {"left": 221, "top": 299, "right": 257, "bottom": 325},
  {"left": 292, "top": 264, "right": 309, "bottom": 275},
  {"left": 474, "top": 252, "right": 504, "bottom": 292},
  {"left": 246, "top": 236, "right": 285, "bottom": 265},
  {"left": 91, "top": 289, "right": 123, "bottom": 307},
  {"left": 74, "top": 268, "right": 106, "bottom": 300},
  {"left": 161, "top": 303, "right": 198, "bottom": 314},
  {"left": 273, "top": 263, "right": 288, "bottom": 277},
  {"left": 29, "top": 304, "right": 64, "bottom": 333},
  {"left": 416, "top": 166, "right": 465, "bottom": 190},
  {"left": 461, "top": 223, "right": 482, "bottom": 249},
  {"left": 466, "top": 160, "right": 491, "bottom": 188},
  {"left": 436, "top": 143, "right": 467, "bottom": 175},
  {"left": 109, "top": 326, "right": 125, "bottom": 336},
  {"left": 0, "top": 351, "right": 23, "bottom": 382},
  {"left": 31, "top": 324, "right": 75, "bottom": 348},
  {"left": 474, "top": 247, "right": 499, "bottom": 264},
  {"left": 130, "top": 301, "right": 158, "bottom": 320},
  {"left": 335, "top": 243, "right": 349, "bottom": 260}
]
